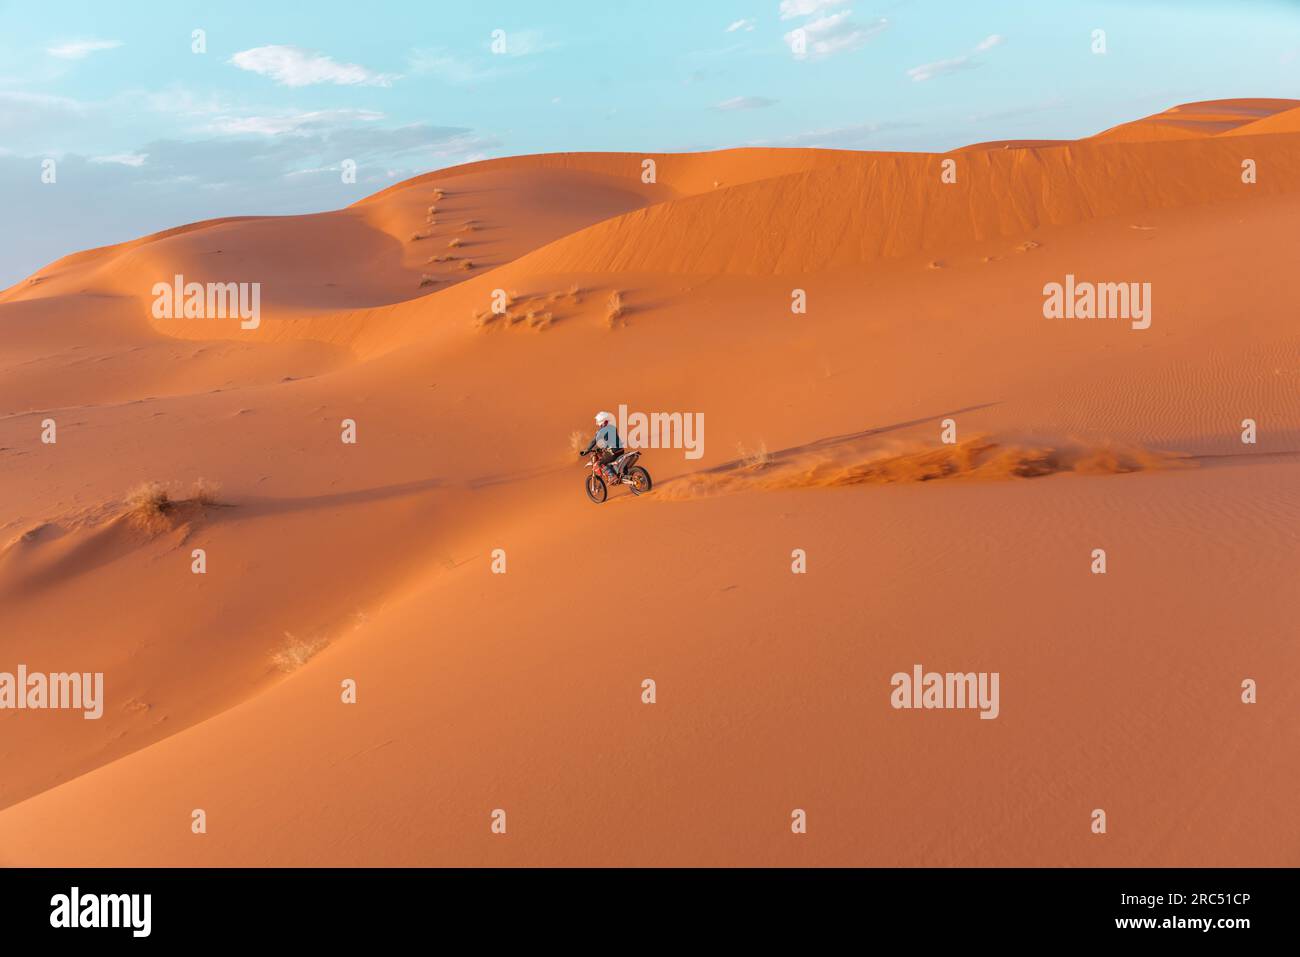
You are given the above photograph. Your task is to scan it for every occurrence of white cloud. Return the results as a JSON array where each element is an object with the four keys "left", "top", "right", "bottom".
[
  {"left": 0, "top": 91, "right": 86, "bottom": 137},
  {"left": 779, "top": 0, "right": 848, "bottom": 20},
  {"left": 206, "top": 109, "right": 384, "bottom": 136},
  {"left": 907, "top": 55, "right": 973, "bottom": 82},
  {"left": 46, "top": 39, "right": 122, "bottom": 60},
  {"left": 90, "top": 152, "right": 147, "bottom": 167},
  {"left": 0, "top": 90, "right": 84, "bottom": 112},
  {"left": 141, "top": 88, "right": 229, "bottom": 118},
  {"left": 229, "top": 45, "right": 395, "bottom": 87},
  {"left": 908, "top": 34, "right": 1005, "bottom": 81},
  {"left": 714, "top": 96, "right": 777, "bottom": 111},
  {"left": 785, "top": 13, "right": 888, "bottom": 60},
  {"left": 726, "top": 19, "right": 757, "bottom": 32}
]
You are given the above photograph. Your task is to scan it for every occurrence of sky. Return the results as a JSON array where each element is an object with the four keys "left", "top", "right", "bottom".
[{"left": 1, "top": 0, "right": 1299, "bottom": 287}]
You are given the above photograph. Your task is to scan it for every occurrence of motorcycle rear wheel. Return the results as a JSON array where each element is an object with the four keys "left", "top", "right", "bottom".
[
  {"left": 627, "top": 466, "right": 652, "bottom": 496},
  {"left": 585, "top": 473, "right": 608, "bottom": 503}
]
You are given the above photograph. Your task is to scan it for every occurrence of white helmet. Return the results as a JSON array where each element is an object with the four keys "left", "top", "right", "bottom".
[{"left": 594, "top": 411, "right": 614, "bottom": 426}]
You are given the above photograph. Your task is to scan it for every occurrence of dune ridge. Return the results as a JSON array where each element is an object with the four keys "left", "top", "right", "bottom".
[{"left": 519, "top": 132, "right": 1300, "bottom": 277}]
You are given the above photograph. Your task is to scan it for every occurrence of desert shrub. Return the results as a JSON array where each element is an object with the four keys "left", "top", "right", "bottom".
[
  {"left": 191, "top": 479, "right": 222, "bottom": 506},
  {"left": 605, "top": 290, "right": 624, "bottom": 327},
  {"left": 272, "top": 632, "right": 325, "bottom": 672},
  {"left": 737, "top": 441, "right": 772, "bottom": 470},
  {"left": 127, "top": 482, "right": 170, "bottom": 514}
]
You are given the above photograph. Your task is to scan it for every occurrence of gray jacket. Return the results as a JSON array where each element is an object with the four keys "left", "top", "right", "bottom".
[{"left": 581, "top": 424, "right": 622, "bottom": 455}]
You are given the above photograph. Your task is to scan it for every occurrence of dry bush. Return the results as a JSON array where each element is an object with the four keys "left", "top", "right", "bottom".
[
  {"left": 427, "top": 204, "right": 440, "bottom": 214},
  {"left": 458, "top": 260, "right": 475, "bottom": 271},
  {"left": 737, "top": 441, "right": 772, "bottom": 470},
  {"left": 190, "top": 478, "right": 223, "bottom": 507},
  {"left": 409, "top": 231, "right": 431, "bottom": 241},
  {"left": 527, "top": 310, "right": 554, "bottom": 331},
  {"left": 125, "top": 482, "right": 173, "bottom": 530},
  {"left": 605, "top": 290, "right": 624, "bottom": 327},
  {"left": 272, "top": 632, "right": 325, "bottom": 673},
  {"left": 447, "top": 237, "right": 462, "bottom": 248},
  {"left": 125, "top": 479, "right": 226, "bottom": 531},
  {"left": 420, "top": 274, "right": 440, "bottom": 287}
]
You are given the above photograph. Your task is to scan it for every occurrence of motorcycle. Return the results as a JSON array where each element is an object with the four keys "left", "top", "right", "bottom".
[{"left": 581, "top": 448, "right": 652, "bottom": 503}]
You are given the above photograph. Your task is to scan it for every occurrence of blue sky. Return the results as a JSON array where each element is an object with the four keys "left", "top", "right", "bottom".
[{"left": 2, "top": 0, "right": 1298, "bottom": 286}]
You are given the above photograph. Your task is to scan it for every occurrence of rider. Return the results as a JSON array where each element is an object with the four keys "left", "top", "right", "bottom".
[{"left": 580, "top": 410, "right": 624, "bottom": 476}]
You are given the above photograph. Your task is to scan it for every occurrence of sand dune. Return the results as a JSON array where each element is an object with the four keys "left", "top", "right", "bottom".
[
  {"left": 1, "top": 100, "right": 1297, "bottom": 866},
  {"left": 1091, "top": 97, "right": 1300, "bottom": 141},
  {"left": 519, "top": 134, "right": 1300, "bottom": 277}
]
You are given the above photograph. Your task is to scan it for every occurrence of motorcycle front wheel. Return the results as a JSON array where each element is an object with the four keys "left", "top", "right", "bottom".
[
  {"left": 627, "top": 466, "right": 652, "bottom": 496},
  {"left": 585, "top": 473, "right": 608, "bottom": 503}
]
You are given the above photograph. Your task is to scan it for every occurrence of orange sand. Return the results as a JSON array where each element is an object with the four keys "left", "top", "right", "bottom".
[{"left": 0, "top": 99, "right": 1297, "bottom": 866}]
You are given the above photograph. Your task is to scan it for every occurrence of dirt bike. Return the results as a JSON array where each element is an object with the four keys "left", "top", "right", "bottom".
[{"left": 581, "top": 448, "right": 652, "bottom": 503}]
